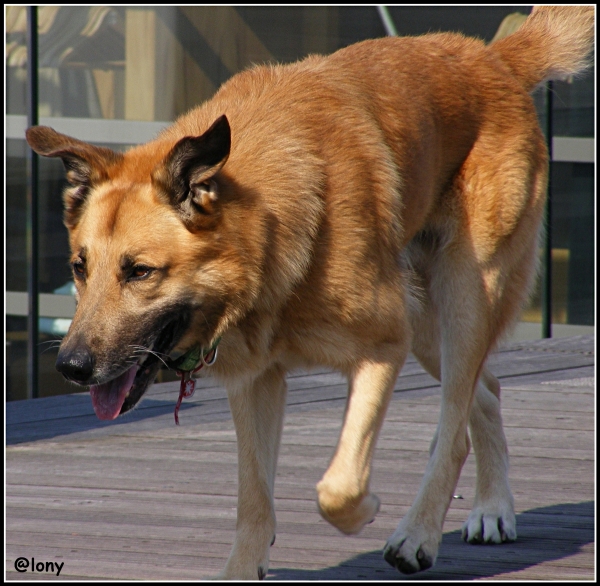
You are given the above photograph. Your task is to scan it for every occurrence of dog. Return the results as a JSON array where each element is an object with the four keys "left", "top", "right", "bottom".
[{"left": 26, "top": 6, "right": 594, "bottom": 579}]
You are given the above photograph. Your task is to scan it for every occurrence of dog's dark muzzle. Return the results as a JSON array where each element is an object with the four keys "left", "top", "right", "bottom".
[
  {"left": 55, "top": 306, "right": 194, "bottom": 420},
  {"left": 56, "top": 344, "right": 95, "bottom": 385}
]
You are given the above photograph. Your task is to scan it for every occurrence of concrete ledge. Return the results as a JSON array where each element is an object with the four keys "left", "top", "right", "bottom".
[{"left": 508, "top": 322, "right": 595, "bottom": 343}]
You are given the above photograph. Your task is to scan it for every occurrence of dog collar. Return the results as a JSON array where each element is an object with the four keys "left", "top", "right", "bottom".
[
  {"left": 173, "top": 338, "right": 220, "bottom": 425},
  {"left": 168, "top": 337, "right": 220, "bottom": 372}
]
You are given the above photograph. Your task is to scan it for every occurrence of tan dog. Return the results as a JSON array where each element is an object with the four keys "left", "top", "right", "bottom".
[{"left": 26, "top": 6, "right": 593, "bottom": 579}]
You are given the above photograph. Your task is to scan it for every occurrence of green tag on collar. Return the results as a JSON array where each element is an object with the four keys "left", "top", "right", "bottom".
[
  {"left": 170, "top": 338, "right": 221, "bottom": 372},
  {"left": 173, "top": 345, "right": 202, "bottom": 372}
]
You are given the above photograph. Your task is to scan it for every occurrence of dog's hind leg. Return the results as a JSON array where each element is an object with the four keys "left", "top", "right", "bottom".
[
  {"left": 384, "top": 112, "right": 546, "bottom": 572},
  {"left": 316, "top": 349, "right": 407, "bottom": 535},
  {"left": 462, "top": 367, "right": 516, "bottom": 544},
  {"left": 384, "top": 246, "right": 499, "bottom": 574},
  {"left": 218, "top": 365, "right": 287, "bottom": 580},
  {"left": 408, "top": 293, "right": 516, "bottom": 547}
]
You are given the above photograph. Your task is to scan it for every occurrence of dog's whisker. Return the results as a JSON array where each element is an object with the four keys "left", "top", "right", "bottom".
[
  {"left": 128, "top": 345, "right": 171, "bottom": 369},
  {"left": 38, "top": 339, "right": 62, "bottom": 348},
  {"left": 38, "top": 339, "right": 63, "bottom": 354}
]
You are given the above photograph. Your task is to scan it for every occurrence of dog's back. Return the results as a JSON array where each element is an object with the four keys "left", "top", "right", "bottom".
[{"left": 164, "top": 5, "right": 593, "bottom": 259}]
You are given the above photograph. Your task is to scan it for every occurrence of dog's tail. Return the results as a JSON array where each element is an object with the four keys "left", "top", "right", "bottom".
[{"left": 490, "top": 6, "right": 595, "bottom": 92}]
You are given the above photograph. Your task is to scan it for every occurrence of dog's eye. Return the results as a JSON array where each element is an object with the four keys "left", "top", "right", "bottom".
[
  {"left": 72, "top": 260, "right": 85, "bottom": 278},
  {"left": 130, "top": 265, "right": 153, "bottom": 281}
]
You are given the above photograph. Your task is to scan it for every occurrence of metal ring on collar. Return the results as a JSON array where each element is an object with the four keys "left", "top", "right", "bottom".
[{"left": 202, "top": 346, "right": 218, "bottom": 366}]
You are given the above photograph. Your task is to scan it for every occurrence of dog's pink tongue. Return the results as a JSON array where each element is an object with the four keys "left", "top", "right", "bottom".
[{"left": 90, "top": 365, "right": 139, "bottom": 420}]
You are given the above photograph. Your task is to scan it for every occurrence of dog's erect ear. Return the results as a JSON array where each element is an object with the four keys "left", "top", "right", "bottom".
[
  {"left": 25, "top": 126, "right": 123, "bottom": 228},
  {"left": 153, "top": 115, "right": 231, "bottom": 228}
]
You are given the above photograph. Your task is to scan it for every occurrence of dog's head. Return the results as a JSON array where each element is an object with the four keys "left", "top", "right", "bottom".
[{"left": 26, "top": 116, "right": 263, "bottom": 419}]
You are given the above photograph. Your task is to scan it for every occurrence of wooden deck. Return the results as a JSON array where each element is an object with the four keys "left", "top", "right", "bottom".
[{"left": 6, "top": 335, "right": 595, "bottom": 581}]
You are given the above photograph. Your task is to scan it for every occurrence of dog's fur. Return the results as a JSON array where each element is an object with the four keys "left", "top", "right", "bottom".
[{"left": 26, "top": 6, "right": 594, "bottom": 579}]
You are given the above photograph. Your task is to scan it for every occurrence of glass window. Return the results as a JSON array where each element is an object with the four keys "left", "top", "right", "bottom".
[{"left": 6, "top": 6, "right": 595, "bottom": 401}]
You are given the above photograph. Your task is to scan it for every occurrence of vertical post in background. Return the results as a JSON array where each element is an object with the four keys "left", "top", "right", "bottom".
[
  {"left": 26, "top": 6, "right": 39, "bottom": 399},
  {"left": 376, "top": 6, "right": 398, "bottom": 37},
  {"left": 542, "top": 81, "right": 553, "bottom": 339}
]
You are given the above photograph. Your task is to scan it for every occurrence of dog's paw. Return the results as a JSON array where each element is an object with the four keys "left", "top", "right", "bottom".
[
  {"left": 317, "top": 487, "right": 380, "bottom": 535},
  {"left": 217, "top": 531, "right": 274, "bottom": 580},
  {"left": 383, "top": 522, "right": 440, "bottom": 574},
  {"left": 461, "top": 505, "right": 517, "bottom": 544},
  {"left": 213, "top": 563, "right": 269, "bottom": 581}
]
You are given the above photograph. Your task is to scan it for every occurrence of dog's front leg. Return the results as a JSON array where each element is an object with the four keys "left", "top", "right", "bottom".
[
  {"left": 317, "top": 356, "right": 405, "bottom": 534},
  {"left": 218, "top": 365, "right": 287, "bottom": 580}
]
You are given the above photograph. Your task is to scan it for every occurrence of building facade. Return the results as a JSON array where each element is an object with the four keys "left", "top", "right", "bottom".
[{"left": 6, "top": 6, "right": 595, "bottom": 401}]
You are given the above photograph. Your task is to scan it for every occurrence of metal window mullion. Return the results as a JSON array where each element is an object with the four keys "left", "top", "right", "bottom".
[
  {"left": 26, "top": 6, "right": 39, "bottom": 399},
  {"left": 377, "top": 6, "right": 398, "bottom": 37},
  {"left": 542, "top": 82, "right": 553, "bottom": 339}
]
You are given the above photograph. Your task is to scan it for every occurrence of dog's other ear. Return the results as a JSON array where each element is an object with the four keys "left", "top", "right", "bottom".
[
  {"left": 153, "top": 115, "right": 231, "bottom": 228},
  {"left": 25, "top": 126, "right": 123, "bottom": 228}
]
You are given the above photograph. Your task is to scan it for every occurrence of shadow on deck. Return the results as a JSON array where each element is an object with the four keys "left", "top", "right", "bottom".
[{"left": 269, "top": 501, "right": 595, "bottom": 580}]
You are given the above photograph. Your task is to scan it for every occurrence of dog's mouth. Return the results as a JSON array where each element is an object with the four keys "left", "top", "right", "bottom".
[
  {"left": 89, "top": 364, "right": 141, "bottom": 421},
  {"left": 89, "top": 312, "right": 190, "bottom": 420}
]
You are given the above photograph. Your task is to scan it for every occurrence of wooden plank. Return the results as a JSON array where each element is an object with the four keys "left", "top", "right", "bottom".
[
  {"left": 5, "top": 336, "right": 595, "bottom": 580},
  {"left": 7, "top": 335, "right": 591, "bottom": 421}
]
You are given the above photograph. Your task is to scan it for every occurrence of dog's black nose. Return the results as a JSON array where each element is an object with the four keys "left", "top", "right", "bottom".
[{"left": 56, "top": 346, "right": 95, "bottom": 384}]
